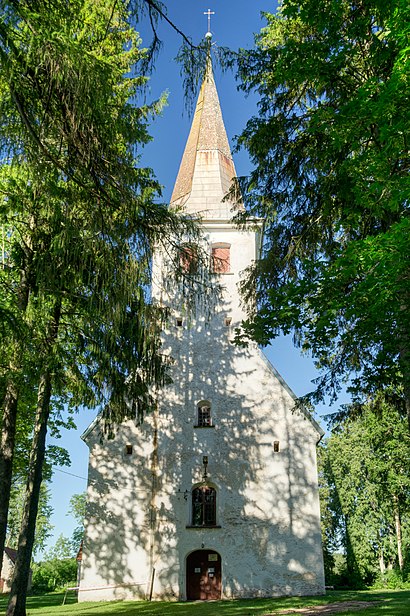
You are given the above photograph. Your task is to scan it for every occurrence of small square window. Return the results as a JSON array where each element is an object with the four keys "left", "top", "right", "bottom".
[
  {"left": 125, "top": 444, "right": 133, "bottom": 455},
  {"left": 176, "top": 318, "right": 183, "bottom": 327},
  {"left": 224, "top": 317, "right": 232, "bottom": 327}
]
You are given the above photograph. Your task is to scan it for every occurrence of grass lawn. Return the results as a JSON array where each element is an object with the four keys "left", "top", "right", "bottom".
[{"left": 0, "top": 590, "right": 409, "bottom": 616}]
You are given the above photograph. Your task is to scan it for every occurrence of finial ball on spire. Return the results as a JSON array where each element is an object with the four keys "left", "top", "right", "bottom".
[{"left": 205, "top": 31, "right": 212, "bottom": 39}]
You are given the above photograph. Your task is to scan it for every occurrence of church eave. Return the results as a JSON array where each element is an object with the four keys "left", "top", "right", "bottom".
[{"left": 81, "top": 414, "right": 101, "bottom": 443}]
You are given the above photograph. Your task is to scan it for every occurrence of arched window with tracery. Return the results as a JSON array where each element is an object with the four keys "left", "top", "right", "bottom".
[
  {"left": 196, "top": 401, "right": 212, "bottom": 427},
  {"left": 211, "top": 243, "right": 230, "bottom": 273},
  {"left": 192, "top": 486, "right": 216, "bottom": 526}
]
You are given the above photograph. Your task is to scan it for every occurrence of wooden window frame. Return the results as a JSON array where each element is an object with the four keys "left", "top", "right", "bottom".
[
  {"left": 195, "top": 401, "right": 212, "bottom": 428},
  {"left": 191, "top": 486, "right": 217, "bottom": 527},
  {"left": 179, "top": 243, "right": 198, "bottom": 274},
  {"left": 211, "top": 243, "right": 230, "bottom": 274}
]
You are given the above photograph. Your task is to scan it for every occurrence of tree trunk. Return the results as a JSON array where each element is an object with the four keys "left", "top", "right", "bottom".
[
  {"left": 399, "top": 329, "right": 410, "bottom": 434},
  {"left": 403, "top": 375, "right": 410, "bottom": 435},
  {"left": 7, "top": 302, "right": 61, "bottom": 616},
  {"left": 379, "top": 549, "right": 385, "bottom": 575},
  {"left": 0, "top": 382, "right": 19, "bottom": 578},
  {"left": 393, "top": 495, "right": 404, "bottom": 571},
  {"left": 0, "top": 258, "right": 32, "bottom": 576},
  {"left": 6, "top": 369, "right": 52, "bottom": 616},
  {"left": 377, "top": 530, "right": 386, "bottom": 575}
]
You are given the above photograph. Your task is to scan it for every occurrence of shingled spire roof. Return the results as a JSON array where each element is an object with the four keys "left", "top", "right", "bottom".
[{"left": 170, "top": 58, "right": 241, "bottom": 219}]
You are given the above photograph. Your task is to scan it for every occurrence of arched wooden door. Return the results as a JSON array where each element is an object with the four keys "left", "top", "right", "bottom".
[{"left": 186, "top": 550, "right": 221, "bottom": 600}]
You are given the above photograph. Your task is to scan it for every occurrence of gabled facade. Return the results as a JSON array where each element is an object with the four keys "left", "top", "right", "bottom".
[{"left": 78, "top": 60, "right": 325, "bottom": 603}]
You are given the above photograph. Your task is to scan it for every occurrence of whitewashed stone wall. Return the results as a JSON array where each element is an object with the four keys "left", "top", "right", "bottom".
[{"left": 78, "top": 219, "right": 325, "bottom": 602}]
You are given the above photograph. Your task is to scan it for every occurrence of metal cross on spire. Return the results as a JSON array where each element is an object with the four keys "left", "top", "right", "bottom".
[{"left": 204, "top": 8, "right": 215, "bottom": 35}]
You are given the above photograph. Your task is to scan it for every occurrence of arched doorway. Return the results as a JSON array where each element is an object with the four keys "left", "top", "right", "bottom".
[{"left": 186, "top": 550, "right": 221, "bottom": 600}]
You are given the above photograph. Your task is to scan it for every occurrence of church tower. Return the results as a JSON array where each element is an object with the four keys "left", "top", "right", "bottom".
[{"left": 79, "top": 53, "right": 325, "bottom": 603}]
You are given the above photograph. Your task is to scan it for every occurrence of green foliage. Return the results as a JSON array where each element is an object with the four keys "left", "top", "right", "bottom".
[
  {"left": 320, "top": 396, "right": 410, "bottom": 588},
  {"left": 6, "top": 408, "right": 72, "bottom": 556},
  {"left": 372, "top": 568, "right": 410, "bottom": 590},
  {"left": 0, "top": 1, "right": 207, "bottom": 611},
  {"left": 317, "top": 444, "right": 337, "bottom": 581},
  {"left": 6, "top": 483, "right": 53, "bottom": 555},
  {"left": 235, "top": 0, "right": 410, "bottom": 410},
  {"left": 0, "top": 0, "right": 202, "bottom": 436},
  {"left": 67, "top": 494, "right": 86, "bottom": 527},
  {"left": 45, "top": 535, "right": 75, "bottom": 560},
  {"left": 31, "top": 557, "right": 77, "bottom": 594},
  {"left": 67, "top": 493, "right": 86, "bottom": 554}
]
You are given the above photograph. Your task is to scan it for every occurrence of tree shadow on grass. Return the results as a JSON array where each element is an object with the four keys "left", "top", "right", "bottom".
[
  {"left": 4, "top": 590, "right": 410, "bottom": 615},
  {"left": 0, "top": 590, "right": 76, "bottom": 613}
]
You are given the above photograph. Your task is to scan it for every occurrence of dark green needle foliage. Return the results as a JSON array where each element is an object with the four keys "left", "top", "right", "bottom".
[{"left": 0, "top": 1, "right": 202, "bottom": 613}]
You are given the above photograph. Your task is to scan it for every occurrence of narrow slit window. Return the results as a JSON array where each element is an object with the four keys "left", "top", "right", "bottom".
[
  {"left": 273, "top": 441, "right": 280, "bottom": 453},
  {"left": 126, "top": 444, "right": 133, "bottom": 455},
  {"left": 176, "top": 317, "right": 183, "bottom": 327}
]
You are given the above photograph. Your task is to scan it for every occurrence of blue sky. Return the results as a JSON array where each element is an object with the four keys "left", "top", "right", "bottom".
[{"left": 44, "top": 1, "right": 348, "bottom": 555}]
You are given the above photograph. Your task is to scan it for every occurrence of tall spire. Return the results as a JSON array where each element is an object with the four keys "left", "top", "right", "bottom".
[{"left": 170, "top": 55, "right": 241, "bottom": 219}]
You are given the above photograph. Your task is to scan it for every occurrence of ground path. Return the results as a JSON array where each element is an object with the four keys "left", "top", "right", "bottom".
[{"left": 268, "top": 601, "right": 382, "bottom": 615}]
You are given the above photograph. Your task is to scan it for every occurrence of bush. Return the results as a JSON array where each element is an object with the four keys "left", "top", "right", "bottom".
[
  {"left": 325, "top": 553, "right": 368, "bottom": 590},
  {"left": 31, "top": 558, "right": 77, "bottom": 593},
  {"left": 371, "top": 569, "right": 410, "bottom": 590}
]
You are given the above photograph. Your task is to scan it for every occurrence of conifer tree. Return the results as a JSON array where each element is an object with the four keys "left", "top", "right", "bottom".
[{"left": 0, "top": 2, "right": 200, "bottom": 613}]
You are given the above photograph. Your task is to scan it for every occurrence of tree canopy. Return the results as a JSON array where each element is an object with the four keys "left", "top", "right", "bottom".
[
  {"left": 319, "top": 396, "right": 410, "bottom": 586},
  {"left": 0, "top": 1, "right": 203, "bottom": 613},
  {"left": 235, "top": 0, "right": 409, "bottom": 421}
]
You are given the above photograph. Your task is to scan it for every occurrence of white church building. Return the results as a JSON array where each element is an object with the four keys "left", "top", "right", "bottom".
[{"left": 78, "top": 57, "right": 325, "bottom": 602}]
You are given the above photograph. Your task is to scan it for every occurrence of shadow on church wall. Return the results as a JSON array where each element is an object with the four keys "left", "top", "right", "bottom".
[{"left": 79, "top": 279, "right": 324, "bottom": 601}]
